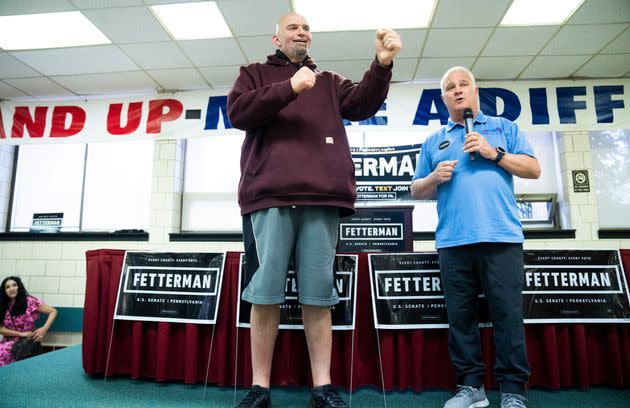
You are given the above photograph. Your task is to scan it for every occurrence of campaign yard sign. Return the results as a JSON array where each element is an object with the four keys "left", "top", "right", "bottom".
[
  {"left": 30, "top": 212, "right": 63, "bottom": 233},
  {"left": 114, "top": 251, "right": 225, "bottom": 324},
  {"left": 237, "top": 254, "right": 358, "bottom": 330},
  {"left": 368, "top": 252, "right": 491, "bottom": 329},
  {"left": 338, "top": 206, "right": 414, "bottom": 253},
  {"left": 523, "top": 249, "right": 630, "bottom": 323},
  {"left": 369, "top": 250, "right": 630, "bottom": 329}
]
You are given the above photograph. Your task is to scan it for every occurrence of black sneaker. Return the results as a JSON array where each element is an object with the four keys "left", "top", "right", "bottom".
[
  {"left": 236, "top": 385, "right": 271, "bottom": 408},
  {"left": 309, "top": 384, "right": 347, "bottom": 408}
]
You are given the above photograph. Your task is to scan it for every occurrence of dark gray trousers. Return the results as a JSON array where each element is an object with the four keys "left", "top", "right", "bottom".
[{"left": 438, "top": 243, "right": 530, "bottom": 395}]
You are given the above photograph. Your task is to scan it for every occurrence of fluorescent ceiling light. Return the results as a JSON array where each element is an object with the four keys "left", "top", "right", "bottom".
[
  {"left": 151, "top": 1, "right": 232, "bottom": 40},
  {"left": 501, "top": 0, "right": 584, "bottom": 26},
  {"left": 0, "top": 11, "right": 110, "bottom": 50},
  {"left": 294, "top": 0, "right": 435, "bottom": 32}
]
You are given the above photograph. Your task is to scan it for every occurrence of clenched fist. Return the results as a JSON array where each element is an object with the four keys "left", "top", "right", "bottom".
[
  {"left": 290, "top": 66, "right": 317, "bottom": 94},
  {"left": 375, "top": 29, "right": 402, "bottom": 66},
  {"left": 432, "top": 160, "right": 458, "bottom": 185}
]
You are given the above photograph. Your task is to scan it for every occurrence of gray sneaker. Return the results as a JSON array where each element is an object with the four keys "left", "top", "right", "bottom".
[
  {"left": 444, "top": 385, "right": 489, "bottom": 408},
  {"left": 500, "top": 393, "right": 527, "bottom": 408}
]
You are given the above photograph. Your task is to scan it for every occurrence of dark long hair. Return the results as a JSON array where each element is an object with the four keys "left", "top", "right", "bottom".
[{"left": 0, "top": 276, "right": 29, "bottom": 320}]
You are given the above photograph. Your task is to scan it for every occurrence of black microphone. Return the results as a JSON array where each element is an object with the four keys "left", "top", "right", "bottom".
[{"left": 463, "top": 108, "right": 475, "bottom": 160}]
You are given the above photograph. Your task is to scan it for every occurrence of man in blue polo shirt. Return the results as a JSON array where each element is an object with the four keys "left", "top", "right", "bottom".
[{"left": 411, "top": 66, "right": 541, "bottom": 408}]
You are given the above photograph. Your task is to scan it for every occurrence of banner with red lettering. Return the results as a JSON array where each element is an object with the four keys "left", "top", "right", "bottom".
[{"left": 1, "top": 79, "right": 628, "bottom": 144}]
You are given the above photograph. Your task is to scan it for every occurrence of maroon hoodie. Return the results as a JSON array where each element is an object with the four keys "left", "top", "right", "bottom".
[{"left": 227, "top": 52, "right": 392, "bottom": 216}]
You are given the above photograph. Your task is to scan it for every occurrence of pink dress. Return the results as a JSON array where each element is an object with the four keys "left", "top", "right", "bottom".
[{"left": 0, "top": 296, "right": 43, "bottom": 366}]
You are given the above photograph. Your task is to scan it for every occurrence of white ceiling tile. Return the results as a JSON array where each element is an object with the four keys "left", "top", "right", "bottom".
[
  {"left": 567, "top": 0, "right": 630, "bottom": 24},
  {"left": 414, "top": 57, "right": 476, "bottom": 81},
  {"left": 179, "top": 38, "right": 246, "bottom": 67},
  {"left": 423, "top": 28, "right": 493, "bottom": 57},
  {"left": 198, "top": 65, "right": 241, "bottom": 88},
  {"left": 317, "top": 60, "right": 374, "bottom": 82},
  {"left": 10, "top": 46, "right": 139, "bottom": 76},
  {"left": 0, "top": 0, "right": 74, "bottom": 15},
  {"left": 431, "top": 0, "right": 511, "bottom": 28},
  {"left": 218, "top": 0, "right": 291, "bottom": 36},
  {"left": 0, "top": 80, "right": 27, "bottom": 99},
  {"left": 391, "top": 58, "right": 418, "bottom": 82},
  {"left": 1, "top": 0, "right": 629, "bottom": 101},
  {"left": 575, "top": 54, "right": 630, "bottom": 77},
  {"left": 3, "top": 77, "right": 75, "bottom": 98},
  {"left": 238, "top": 36, "right": 276, "bottom": 64},
  {"left": 0, "top": 53, "right": 41, "bottom": 79},
  {"left": 472, "top": 56, "right": 533, "bottom": 79},
  {"left": 311, "top": 31, "right": 378, "bottom": 61},
  {"left": 541, "top": 24, "right": 627, "bottom": 55},
  {"left": 121, "top": 42, "right": 192, "bottom": 70},
  {"left": 144, "top": 0, "right": 212, "bottom": 4},
  {"left": 519, "top": 55, "right": 590, "bottom": 79},
  {"left": 319, "top": 59, "right": 416, "bottom": 83},
  {"left": 51, "top": 71, "right": 157, "bottom": 95},
  {"left": 392, "top": 29, "right": 425, "bottom": 59},
  {"left": 148, "top": 68, "right": 209, "bottom": 91},
  {"left": 72, "top": 0, "right": 144, "bottom": 8},
  {"left": 602, "top": 27, "right": 630, "bottom": 53},
  {"left": 83, "top": 7, "right": 171, "bottom": 43},
  {"left": 482, "top": 26, "right": 559, "bottom": 56}
]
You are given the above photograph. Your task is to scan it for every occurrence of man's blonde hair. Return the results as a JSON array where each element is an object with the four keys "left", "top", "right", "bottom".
[{"left": 440, "top": 66, "right": 476, "bottom": 94}]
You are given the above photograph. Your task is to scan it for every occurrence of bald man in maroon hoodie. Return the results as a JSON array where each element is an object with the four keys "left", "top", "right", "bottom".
[{"left": 228, "top": 13, "right": 401, "bottom": 408}]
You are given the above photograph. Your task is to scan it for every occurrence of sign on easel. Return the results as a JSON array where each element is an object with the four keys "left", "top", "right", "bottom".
[
  {"left": 368, "top": 250, "right": 630, "bottom": 329},
  {"left": 236, "top": 254, "right": 358, "bottom": 330},
  {"left": 114, "top": 251, "right": 226, "bottom": 324}
]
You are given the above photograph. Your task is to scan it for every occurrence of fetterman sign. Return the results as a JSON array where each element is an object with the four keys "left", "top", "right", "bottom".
[
  {"left": 369, "top": 249, "right": 630, "bottom": 329},
  {"left": 114, "top": 251, "right": 225, "bottom": 324}
]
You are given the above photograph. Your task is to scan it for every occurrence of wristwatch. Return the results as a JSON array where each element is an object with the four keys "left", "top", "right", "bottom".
[{"left": 493, "top": 147, "right": 505, "bottom": 164}]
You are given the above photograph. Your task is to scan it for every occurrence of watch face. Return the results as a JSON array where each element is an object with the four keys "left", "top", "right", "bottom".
[{"left": 497, "top": 147, "right": 506, "bottom": 153}]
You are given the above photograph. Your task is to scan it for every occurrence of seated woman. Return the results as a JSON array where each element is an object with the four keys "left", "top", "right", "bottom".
[{"left": 0, "top": 276, "right": 57, "bottom": 366}]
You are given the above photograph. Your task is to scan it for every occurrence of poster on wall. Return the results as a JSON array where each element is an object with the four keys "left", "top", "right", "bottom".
[
  {"left": 369, "top": 250, "right": 630, "bottom": 329},
  {"left": 352, "top": 144, "right": 419, "bottom": 203},
  {"left": 30, "top": 212, "right": 63, "bottom": 233},
  {"left": 237, "top": 254, "right": 358, "bottom": 330},
  {"left": 337, "top": 206, "right": 414, "bottom": 252},
  {"left": 114, "top": 251, "right": 226, "bottom": 324}
]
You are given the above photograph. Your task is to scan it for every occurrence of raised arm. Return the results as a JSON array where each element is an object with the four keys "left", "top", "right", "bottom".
[{"left": 338, "top": 29, "right": 402, "bottom": 120}]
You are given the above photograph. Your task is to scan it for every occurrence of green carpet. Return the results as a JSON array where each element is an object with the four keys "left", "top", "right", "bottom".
[{"left": 0, "top": 345, "right": 628, "bottom": 407}]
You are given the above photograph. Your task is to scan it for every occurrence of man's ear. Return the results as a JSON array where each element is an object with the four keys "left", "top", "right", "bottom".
[{"left": 272, "top": 35, "right": 281, "bottom": 47}]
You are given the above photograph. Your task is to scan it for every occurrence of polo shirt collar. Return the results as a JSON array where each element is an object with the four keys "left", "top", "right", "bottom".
[{"left": 446, "top": 110, "right": 488, "bottom": 132}]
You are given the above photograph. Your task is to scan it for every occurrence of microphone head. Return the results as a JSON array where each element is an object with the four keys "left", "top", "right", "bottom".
[{"left": 463, "top": 108, "right": 474, "bottom": 119}]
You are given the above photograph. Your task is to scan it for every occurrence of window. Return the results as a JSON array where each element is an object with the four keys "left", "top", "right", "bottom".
[
  {"left": 82, "top": 141, "right": 153, "bottom": 231},
  {"left": 590, "top": 129, "right": 630, "bottom": 229},
  {"left": 516, "top": 194, "right": 558, "bottom": 229},
  {"left": 181, "top": 129, "right": 562, "bottom": 233},
  {"left": 11, "top": 144, "right": 85, "bottom": 231},
  {"left": 182, "top": 135, "right": 242, "bottom": 232},
  {"left": 10, "top": 141, "right": 153, "bottom": 232}
]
